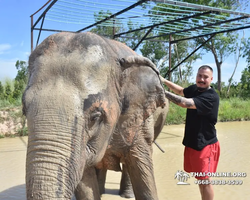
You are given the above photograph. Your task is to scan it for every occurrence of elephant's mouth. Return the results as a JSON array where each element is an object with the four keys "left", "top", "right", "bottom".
[
  {"left": 85, "top": 142, "right": 98, "bottom": 166},
  {"left": 86, "top": 143, "right": 96, "bottom": 155}
]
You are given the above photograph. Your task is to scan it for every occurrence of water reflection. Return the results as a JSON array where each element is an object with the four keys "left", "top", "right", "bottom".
[{"left": 0, "top": 121, "right": 249, "bottom": 200}]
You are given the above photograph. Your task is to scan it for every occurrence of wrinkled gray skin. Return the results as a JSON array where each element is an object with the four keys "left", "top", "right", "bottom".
[
  {"left": 23, "top": 32, "right": 166, "bottom": 200},
  {"left": 96, "top": 103, "right": 169, "bottom": 198}
]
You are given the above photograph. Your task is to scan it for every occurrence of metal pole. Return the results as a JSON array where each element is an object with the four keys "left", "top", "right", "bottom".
[
  {"left": 154, "top": 141, "right": 165, "bottom": 153},
  {"left": 133, "top": 27, "right": 154, "bottom": 51},
  {"left": 168, "top": 35, "right": 172, "bottom": 81},
  {"left": 31, "top": 15, "right": 33, "bottom": 52},
  {"left": 113, "top": 17, "right": 116, "bottom": 39}
]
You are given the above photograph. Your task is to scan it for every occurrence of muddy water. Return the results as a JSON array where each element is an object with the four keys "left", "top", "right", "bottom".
[{"left": 0, "top": 121, "right": 249, "bottom": 200}]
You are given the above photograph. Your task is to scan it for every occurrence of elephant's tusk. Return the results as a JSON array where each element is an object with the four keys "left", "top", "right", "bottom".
[{"left": 153, "top": 141, "right": 165, "bottom": 153}]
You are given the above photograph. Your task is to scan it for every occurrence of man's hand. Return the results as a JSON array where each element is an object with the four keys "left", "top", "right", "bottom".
[
  {"left": 159, "top": 75, "right": 166, "bottom": 84},
  {"left": 165, "top": 90, "right": 196, "bottom": 109},
  {"left": 160, "top": 75, "right": 184, "bottom": 96}
]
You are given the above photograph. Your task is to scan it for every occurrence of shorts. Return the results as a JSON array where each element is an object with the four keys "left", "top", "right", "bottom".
[{"left": 184, "top": 141, "right": 220, "bottom": 180}]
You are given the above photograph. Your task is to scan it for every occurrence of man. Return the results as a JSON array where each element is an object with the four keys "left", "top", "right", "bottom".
[{"left": 160, "top": 65, "right": 220, "bottom": 200}]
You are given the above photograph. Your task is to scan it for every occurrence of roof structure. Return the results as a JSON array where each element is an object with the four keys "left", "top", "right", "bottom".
[
  {"left": 31, "top": 0, "right": 250, "bottom": 50},
  {"left": 30, "top": 0, "right": 250, "bottom": 77}
]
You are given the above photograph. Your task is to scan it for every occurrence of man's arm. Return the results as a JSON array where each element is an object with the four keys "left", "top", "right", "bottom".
[
  {"left": 160, "top": 76, "right": 184, "bottom": 96},
  {"left": 165, "top": 90, "right": 196, "bottom": 109}
]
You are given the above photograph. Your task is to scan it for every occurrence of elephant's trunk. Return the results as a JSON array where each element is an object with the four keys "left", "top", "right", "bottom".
[{"left": 26, "top": 108, "right": 86, "bottom": 199}]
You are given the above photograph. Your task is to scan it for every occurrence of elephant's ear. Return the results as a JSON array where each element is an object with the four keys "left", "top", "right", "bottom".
[
  {"left": 117, "top": 56, "right": 166, "bottom": 145},
  {"left": 119, "top": 55, "right": 165, "bottom": 112},
  {"left": 119, "top": 55, "right": 159, "bottom": 75}
]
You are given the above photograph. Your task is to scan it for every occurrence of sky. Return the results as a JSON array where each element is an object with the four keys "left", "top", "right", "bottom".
[{"left": 1, "top": 0, "right": 250, "bottom": 84}]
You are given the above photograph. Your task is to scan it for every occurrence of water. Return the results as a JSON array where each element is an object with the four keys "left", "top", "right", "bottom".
[{"left": 0, "top": 121, "right": 250, "bottom": 200}]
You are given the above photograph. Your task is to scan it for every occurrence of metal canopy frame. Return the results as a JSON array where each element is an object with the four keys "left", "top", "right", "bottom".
[{"left": 30, "top": 0, "right": 250, "bottom": 77}]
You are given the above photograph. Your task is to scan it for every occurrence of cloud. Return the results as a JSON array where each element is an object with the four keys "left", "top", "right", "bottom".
[
  {"left": 0, "top": 59, "right": 17, "bottom": 81},
  {"left": 0, "top": 44, "right": 11, "bottom": 55},
  {"left": 25, "top": 51, "right": 31, "bottom": 57}
]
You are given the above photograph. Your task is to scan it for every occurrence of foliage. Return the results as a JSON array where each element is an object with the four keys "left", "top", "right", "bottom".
[
  {"left": 239, "top": 66, "right": 250, "bottom": 98},
  {"left": 0, "top": 82, "right": 4, "bottom": 99},
  {"left": 166, "top": 98, "right": 250, "bottom": 125},
  {"left": 175, "top": 0, "right": 242, "bottom": 92},
  {"left": 142, "top": 4, "right": 202, "bottom": 82},
  {"left": 165, "top": 102, "right": 186, "bottom": 125},
  {"left": 90, "top": 10, "right": 123, "bottom": 39},
  {"left": 218, "top": 98, "right": 250, "bottom": 121},
  {"left": 140, "top": 40, "right": 168, "bottom": 68},
  {"left": 15, "top": 60, "right": 28, "bottom": 83},
  {"left": 0, "top": 60, "right": 28, "bottom": 105},
  {"left": 241, "top": 37, "right": 250, "bottom": 98},
  {"left": 122, "top": 19, "right": 148, "bottom": 50}
]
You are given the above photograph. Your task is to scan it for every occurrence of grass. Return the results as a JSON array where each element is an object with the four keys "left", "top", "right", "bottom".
[
  {"left": 165, "top": 102, "right": 186, "bottom": 125},
  {"left": 218, "top": 98, "right": 250, "bottom": 122}
]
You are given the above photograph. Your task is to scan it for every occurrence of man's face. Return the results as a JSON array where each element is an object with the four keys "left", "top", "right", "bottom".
[{"left": 196, "top": 68, "right": 213, "bottom": 90}]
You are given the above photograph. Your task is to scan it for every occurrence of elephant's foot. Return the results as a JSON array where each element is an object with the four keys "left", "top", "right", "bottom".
[{"left": 119, "top": 190, "right": 135, "bottom": 199}]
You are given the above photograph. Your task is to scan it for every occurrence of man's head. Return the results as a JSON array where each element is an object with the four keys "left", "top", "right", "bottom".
[{"left": 196, "top": 65, "right": 213, "bottom": 91}]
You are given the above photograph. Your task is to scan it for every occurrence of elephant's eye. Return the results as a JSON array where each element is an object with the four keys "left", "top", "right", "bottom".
[
  {"left": 90, "top": 111, "right": 102, "bottom": 121},
  {"left": 89, "top": 110, "right": 104, "bottom": 130}
]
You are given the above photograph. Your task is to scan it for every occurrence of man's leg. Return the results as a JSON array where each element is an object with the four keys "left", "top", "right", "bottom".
[
  {"left": 198, "top": 178, "right": 214, "bottom": 200},
  {"left": 184, "top": 142, "right": 220, "bottom": 200}
]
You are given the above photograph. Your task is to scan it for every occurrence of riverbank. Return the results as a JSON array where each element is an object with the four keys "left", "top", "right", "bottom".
[{"left": 0, "top": 98, "right": 250, "bottom": 137}]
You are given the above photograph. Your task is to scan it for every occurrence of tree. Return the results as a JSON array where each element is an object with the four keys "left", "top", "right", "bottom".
[
  {"left": 162, "top": 0, "right": 242, "bottom": 92},
  {"left": 15, "top": 60, "right": 28, "bottom": 83},
  {"left": 226, "top": 31, "right": 245, "bottom": 97},
  {"left": 140, "top": 3, "right": 202, "bottom": 84},
  {"left": 196, "top": 32, "right": 238, "bottom": 92},
  {"left": 4, "top": 82, "right": 12, "bottom": 101},
  {"left": 13, "top": 80, "right": 25, "bottom": 100},
  {"left": 241, "top": 37, "right": 250, "bottom": 98},
  {"left": 122, "top": 19, "right": 148, "bottom": 50},
  {"left": 13, "top": 60, "right": 28, "bottom": 100},
  {"left": 0, "top": 81, "right": 4, "bottom": 100},
  {"left": 90, "top": 11, "right": 147, "bottom": 50},
  {"left": 240, "top": 66, "right": 250, "bottom": 98},
  {"left": 90, "top": 10, "right": 125, "bottom": 40},
  {"left": 140, "top": 39, "right": 168, "bottom": 69}
]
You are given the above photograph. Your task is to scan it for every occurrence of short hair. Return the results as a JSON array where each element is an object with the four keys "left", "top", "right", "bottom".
[{"left": 198, "top": 65, "right": 213, "bottom": 72}]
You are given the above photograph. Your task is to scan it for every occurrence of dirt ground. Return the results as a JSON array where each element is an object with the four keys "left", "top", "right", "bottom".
[
  {"left": 0, "top": 121, "right": 250, "bottom": 200},
  {"left": 0, "top": 107, "right": 26, "bottom": 137}
]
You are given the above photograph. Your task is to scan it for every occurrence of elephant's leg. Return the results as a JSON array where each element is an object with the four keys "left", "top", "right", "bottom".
[
  {"left": 126, "top": 144, "right": 158, "bottom": 200},
  {"left": 119, "top": 164, "right": 135, "bottom": 198},
  {"left": 75, "top": 166, "right": 101, "bottom": 200},
  {"left": 96, "top": 168, "right": 107, "bottom": 195}
]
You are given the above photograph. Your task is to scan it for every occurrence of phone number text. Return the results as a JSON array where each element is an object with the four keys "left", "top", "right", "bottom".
[{"left": 194, "top": 179, "right": 243, "bottom": 185}]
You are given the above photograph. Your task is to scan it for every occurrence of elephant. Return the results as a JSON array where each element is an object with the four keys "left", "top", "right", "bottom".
[
  {"left": 95, "top": 103, "right": 169, "bottom": 198},
  {"left": 23, "top": 31, "right": 167, "bottom": 200}
]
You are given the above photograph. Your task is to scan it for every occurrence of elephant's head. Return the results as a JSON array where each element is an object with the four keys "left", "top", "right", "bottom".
[{"left": 23, "top": 32, "right": 166, "bottom": 199}]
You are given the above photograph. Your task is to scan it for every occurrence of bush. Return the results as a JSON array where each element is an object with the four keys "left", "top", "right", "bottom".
[
  {"left": 165, "top": 98, "right": 250, "bottom": 125},
  {"left": 166, "top": 102, "right": 186, "bottom": 125},
  {"left": 218, "top": 98, "right": 250, "bottom": 121}
]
